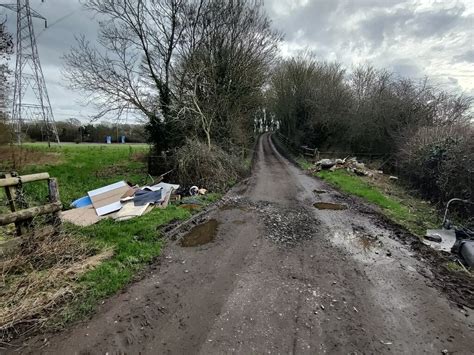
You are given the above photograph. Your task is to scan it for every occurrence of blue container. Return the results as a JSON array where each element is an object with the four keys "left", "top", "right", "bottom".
[{"left": 71, "top": 195, "right": 92, "bottom": 208}]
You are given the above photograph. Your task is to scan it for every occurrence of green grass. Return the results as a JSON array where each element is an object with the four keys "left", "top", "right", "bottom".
[
  {"left": 18, "top": 143, "right": 150, "bottom": 206},
  {"left": 316, "top": 169, "right": 438, "bottom": 236}
]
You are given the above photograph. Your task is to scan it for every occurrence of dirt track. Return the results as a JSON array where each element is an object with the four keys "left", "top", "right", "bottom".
[{"left": 15, "top": 133, "right": 473, "bottom": 354}]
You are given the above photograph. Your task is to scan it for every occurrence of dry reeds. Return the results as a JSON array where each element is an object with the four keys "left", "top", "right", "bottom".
[{"left": 0, "top": 226, "right": 112, "bottom": 342}]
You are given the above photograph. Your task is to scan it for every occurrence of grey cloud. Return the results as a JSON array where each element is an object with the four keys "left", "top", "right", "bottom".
[
  {"left": 390, "top": 58, "right": 422, "bottom": 78},
  {"left": 408, "top": 4, "right": 467, "bottom": 38},
  {"left": 453, "top": 49, "right": 474, "bottom": 63},
  {"left": 356, "top": 9, "right": 412, "bottom": 49},
  {"left": 356, "top": 4, "right": 469, "bottom": 51},
  {"left": 447, "top": 76, "right": 459, "bottom": 85}
]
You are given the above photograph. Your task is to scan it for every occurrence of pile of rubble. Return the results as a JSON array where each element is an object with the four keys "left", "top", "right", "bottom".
[{"left": 312, "top": 157, "right": 398, "bottom": 181}]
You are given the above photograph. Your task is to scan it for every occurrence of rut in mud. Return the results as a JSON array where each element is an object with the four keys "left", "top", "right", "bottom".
[{"left": 12, "top": 133, "right": 473, "bottom": 355}]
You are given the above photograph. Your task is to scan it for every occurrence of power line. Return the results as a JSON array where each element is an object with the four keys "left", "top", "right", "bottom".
[{"left": 0, "top": 0, "right": 60, "bottom": 145}]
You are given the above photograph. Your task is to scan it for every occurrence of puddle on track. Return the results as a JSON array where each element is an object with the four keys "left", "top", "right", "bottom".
[
  {"left": 313, "top": 202, "right": 347, "bottom": 210},
  {"left": 180, "top": 219, "right": 219, "bottom": 247}
]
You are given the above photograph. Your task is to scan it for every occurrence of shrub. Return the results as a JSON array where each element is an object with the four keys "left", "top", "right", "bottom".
[
  {"left": 171, "top": 139, "right": 246, "bottom": 191},
  {"left": 397, "top": 124, "right": 474, "bottom": 211}
]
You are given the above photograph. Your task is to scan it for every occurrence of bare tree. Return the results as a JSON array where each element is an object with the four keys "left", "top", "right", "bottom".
[
  {"left": 174, "top": 0, "right": 281, "bottom": 151},
  {"left": 64, "top": 0, "right": 204, "bottom": 151}
]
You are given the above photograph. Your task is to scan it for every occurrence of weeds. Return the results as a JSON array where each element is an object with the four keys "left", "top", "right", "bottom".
[{"left": 0, "top": 227, "right": 105, "bottom": 342}]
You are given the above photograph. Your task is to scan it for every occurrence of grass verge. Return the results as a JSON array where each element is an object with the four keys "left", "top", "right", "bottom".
[{"left": 316, "top": 169, "right": 439, "bottom": 236}]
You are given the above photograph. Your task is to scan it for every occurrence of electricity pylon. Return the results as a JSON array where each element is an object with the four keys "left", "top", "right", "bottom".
[{"left": 0, "top": 0, "right": 60, "bottom": 145}]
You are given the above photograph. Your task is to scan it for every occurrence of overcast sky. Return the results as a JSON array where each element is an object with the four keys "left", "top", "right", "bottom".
[{"left": 1, "top": 0, "right": 473, "bottom": 122}]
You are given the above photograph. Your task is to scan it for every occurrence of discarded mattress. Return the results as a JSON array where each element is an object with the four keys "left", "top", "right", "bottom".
[{"left": 88, "top": 181, "right": 132, "bottom": 216}]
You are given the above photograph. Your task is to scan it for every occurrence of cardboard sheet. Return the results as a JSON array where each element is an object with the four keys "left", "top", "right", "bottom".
[
  {"left": 61, "top": 206, "right": 105, "bottom": 227},
  {"left": 88, "top": 181, "right": 131, "bottom": 216},
  {"left": 114, "top": 201, "right": 153, "bottom": 221}
]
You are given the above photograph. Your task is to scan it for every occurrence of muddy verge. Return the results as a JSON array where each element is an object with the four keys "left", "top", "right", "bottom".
[{"left": 373, "top": 215, "right": 474, "bottom": 309}]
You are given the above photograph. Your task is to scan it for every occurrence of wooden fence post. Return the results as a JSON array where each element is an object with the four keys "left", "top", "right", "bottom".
[
  {"left": 48, "top": 178, "right": 62, "bottom": 226},
  {"left": 3, "top": 173, "right": 24, "bottom": 235}
]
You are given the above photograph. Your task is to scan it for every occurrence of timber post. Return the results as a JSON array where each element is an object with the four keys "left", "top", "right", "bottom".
[{"left": 48, "top": 178, "right": 62, "bottom": 226}]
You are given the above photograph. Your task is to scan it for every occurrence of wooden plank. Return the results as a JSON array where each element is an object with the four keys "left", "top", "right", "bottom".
[
  {"left": 0, "top": 202, "right": 62, "bottom": 226},
  {"left": 0, "top": 173, "right": 50, "bottom": 187}
]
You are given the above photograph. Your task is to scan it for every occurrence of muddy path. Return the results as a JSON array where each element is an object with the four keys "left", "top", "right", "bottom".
[{"left": 11, "top": 133, "right": 473, "bottom": 354}]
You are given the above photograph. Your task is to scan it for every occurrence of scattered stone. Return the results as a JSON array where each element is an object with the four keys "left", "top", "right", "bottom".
[
  {"left": 353, "top": 306, "right": 359, "bottom": 313},
  {"left": 260, "top": 202, "right": 320, "bottom": 247},
  {"left": 386, "top": 250, "right": 392, "bottom": 257},
  {"left": 320, "top": 305, "right": 325, "bottom": 310}
]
